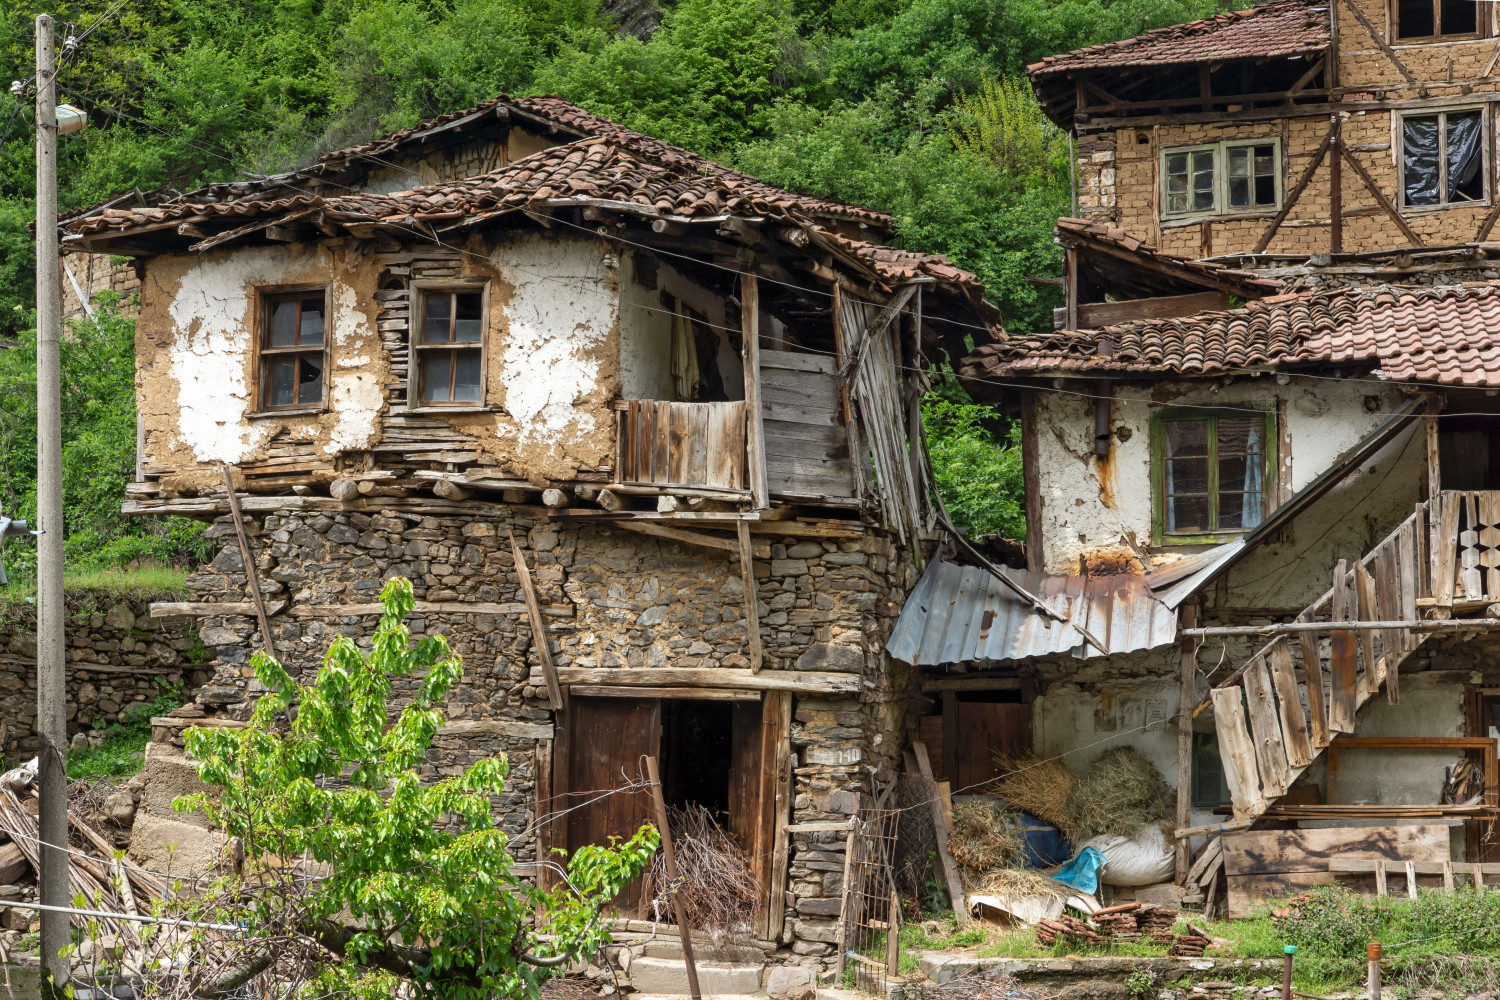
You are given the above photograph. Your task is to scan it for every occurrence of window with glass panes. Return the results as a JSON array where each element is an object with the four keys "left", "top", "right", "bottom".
[
  {"left": 1152, "top": 409, "right": 1273, "bottom": 542},
  {"left": 1162, "top": 141, "right": 1280, "bottom": 218},
  {"left": 415, "top": 289, "right": 484, "bottom": 405},
  {"left": 1396, "top": 0, "right": 1480, "bottom": 39},
  {"left": 258, "top": 291, "right": 326, "bottom": 410}
]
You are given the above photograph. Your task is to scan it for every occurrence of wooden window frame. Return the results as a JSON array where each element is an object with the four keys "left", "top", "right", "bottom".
[
  {"left": 254, "top": 284, "right": 330, "bottom": 415},
  {"left": 1398, "top": 106, "right": 1491, "bottom": 212},
  {"left": 410, "top": 281, "right": 489, "bottom": 411},
  {"left": 1392, "top": 0, "right": 1488, "bottom": 43},
  {"left": 1149, "top": 405, "right": 1277, "bottom": 545},
  {"left": 1190, "top": 730, "right": 1232, "bottom": 810},
  {"left": 1160, "top": 138, "right": 1283, "bottom": 225}
]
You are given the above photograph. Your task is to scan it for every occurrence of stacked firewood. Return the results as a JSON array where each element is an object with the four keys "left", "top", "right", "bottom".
[
  {"left": 1035, "top": 914, "right": 1106, "bottom": 947},
  {"left": 1170, "top": 923, "right": 1213, "bottom": 957}
]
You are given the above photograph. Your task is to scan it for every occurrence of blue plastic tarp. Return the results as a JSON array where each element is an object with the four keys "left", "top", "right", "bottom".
[{"left": 1051, "top": 846, "right": 1106, "bottom": 895}]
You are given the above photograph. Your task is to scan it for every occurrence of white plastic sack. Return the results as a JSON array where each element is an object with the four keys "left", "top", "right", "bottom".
[{"left": 1082, "top": 820, "right": 1175, "bottom": 886}]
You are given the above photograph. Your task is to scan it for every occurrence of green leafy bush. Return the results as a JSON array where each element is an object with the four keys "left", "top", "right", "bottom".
[{"left": 66, "top": 686, "right": 184, "bottom": 780}]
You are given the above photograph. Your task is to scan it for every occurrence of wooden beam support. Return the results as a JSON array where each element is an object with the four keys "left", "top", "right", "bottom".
[
  {"left": 913, "top": 741, "right": 968, "bottom": 923},
  {"left": 1338, "top": 141, "right": 1425, "bottom": 247},
  {"left": 613, "top": 520, "right": 769, "bottom": 558},
  {"left": 220, "top": 467, "right": 278, "bottom": 664},
  {"left": 510, "top": 529, "right": 563, "bottom": 711},
  {"left": 1330, "top": 115, "right": 1343, "bottom": 253},
  {"left": 1338, "top": 0, "right": 1417, "bottom": 83},
  {"left": 1176, "top": 602, "right": 1197, "bottom": 885},
  {"left": 1256, "top": 125, "right": 1336, "bottom": 253},
  {"left": 741, "top": 273, "right": 769, "bottom": 510},
  {"left": 737, "top": 520, "right": 764, "bottom": 672}
]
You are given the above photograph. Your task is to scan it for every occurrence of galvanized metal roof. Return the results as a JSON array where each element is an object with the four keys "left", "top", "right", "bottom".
[{"left": 887, "top": 559, "right": 1178, "bottom": 667}]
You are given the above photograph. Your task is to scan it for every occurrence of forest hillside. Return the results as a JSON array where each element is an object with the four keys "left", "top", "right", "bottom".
[{"left": 0, "top": 0, "right": 1234, "bottom": 577}]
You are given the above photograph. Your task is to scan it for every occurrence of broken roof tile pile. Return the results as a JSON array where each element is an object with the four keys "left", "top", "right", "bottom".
[
  {"left": 1027, "top": 0, "right": 1328, "bottom": 76},
  {"left": 1055, "top": 218, "right": 1285, "bottom": 297},
  {"left": 962, "top": 282, "right": 1500, "bottom": 387}
]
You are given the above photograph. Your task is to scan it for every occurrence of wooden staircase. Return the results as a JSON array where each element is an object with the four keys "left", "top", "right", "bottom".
[{"left": 1210, "top": 490, "right": 1500, "bottom": 823}]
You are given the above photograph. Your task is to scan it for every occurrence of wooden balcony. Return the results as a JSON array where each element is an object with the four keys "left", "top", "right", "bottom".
[{"left": 615, "top": 400, "right": 747, "bottom": 490}]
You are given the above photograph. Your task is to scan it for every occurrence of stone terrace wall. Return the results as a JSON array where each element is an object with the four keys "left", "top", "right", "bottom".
[
  {"left": 163, "top": 501, "right": 919, "bottom": 959},
  {"left": 0, "top": 590, "right": 210, "bottom": 755}
]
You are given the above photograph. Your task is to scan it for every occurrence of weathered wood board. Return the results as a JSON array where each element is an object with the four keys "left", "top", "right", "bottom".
[{"left": 1223, "top": 824, "right": 1448, "bottom": 918}]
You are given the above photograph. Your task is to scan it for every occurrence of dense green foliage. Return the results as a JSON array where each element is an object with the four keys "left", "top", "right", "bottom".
[
  {"left": 176, "top": 577, "right": 659, "bottom": 997},
  {"left": 0, "top": 0, "right": 1241, "bottom": 563},
  {"left": 0, "top": 294, "right": 212, "bottom": 580},
  {"left": 65, "top": 685, "right": 183, "bottom": 778}
]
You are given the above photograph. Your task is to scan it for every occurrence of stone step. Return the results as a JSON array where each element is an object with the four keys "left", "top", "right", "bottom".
[
  {"left": 628, "top": 956, "right": 765, "bottom": 996},
  {"left": 641, "top": 939, "right": 769, "bottom": 964}
]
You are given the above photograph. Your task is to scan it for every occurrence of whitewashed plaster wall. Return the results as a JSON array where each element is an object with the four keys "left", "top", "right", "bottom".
[{"left": 1031, "top": 375, "right": 1421, "bottom": 607}]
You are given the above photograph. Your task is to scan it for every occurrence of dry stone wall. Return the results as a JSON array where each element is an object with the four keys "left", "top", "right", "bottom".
[
  {"left": 0, "top": 590, "right": 209, "bottom": 755},
  {"left": 162, "top": 501, "right": 919, "bottom": 959}
]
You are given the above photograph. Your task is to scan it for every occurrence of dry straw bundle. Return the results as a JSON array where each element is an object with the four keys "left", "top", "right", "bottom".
[
  {"left": 988, "top": 753, "right": 1079, "bottom": 839},
  {"left": 645, "top": 804, "right": 763, "bottom": 937},
  {"left": 1065, "top": 746, "right": 1172, "bottom": 841}
]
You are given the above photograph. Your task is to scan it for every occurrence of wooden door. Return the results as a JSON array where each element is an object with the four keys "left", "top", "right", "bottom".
[
  {"left": 955, "top": 701, "right": 1031, "bottom": 792},
  {"left": 563, "top": 697, "right": 661, "bottom": 913}
]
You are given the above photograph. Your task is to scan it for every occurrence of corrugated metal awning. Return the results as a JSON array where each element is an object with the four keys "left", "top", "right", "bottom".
[{"left": 886, "top": 559, "right": 1177, "bottom": 666}]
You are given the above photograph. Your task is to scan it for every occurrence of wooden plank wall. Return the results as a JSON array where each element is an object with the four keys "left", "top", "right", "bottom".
[
  {"left": 759, "top": 350, "right": 856, "bottom": 500},
  {"left": 618, "top": 400, "right": 747, "bottom": 489}
]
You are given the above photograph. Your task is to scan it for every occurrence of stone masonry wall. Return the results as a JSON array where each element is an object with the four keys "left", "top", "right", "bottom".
[
  {"left": 0, "top": 590, "right": 210, "bottom": 755},
  {"left": 158, "top": 499, "right": 920, "bottom": 962}
]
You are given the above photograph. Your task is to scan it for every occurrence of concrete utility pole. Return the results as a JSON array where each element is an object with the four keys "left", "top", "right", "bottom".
[{"left": 34, "top": 12, "right": 69, "bottom": 994}]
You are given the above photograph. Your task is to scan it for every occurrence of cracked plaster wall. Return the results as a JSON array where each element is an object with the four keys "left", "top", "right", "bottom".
[{"left": 1030, "top": 376, "right": 1418, "bottom": 608}]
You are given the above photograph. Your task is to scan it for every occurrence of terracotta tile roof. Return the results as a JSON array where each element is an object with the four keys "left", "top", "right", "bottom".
[
  {"left": 314, "top": 94, "right": 891, "bottom": 229},
  {"left": 1027, "top": 0, "right": 1328, "bottom": 77},
  {"left": 1055, "top": 218, "right": 1285, "bottom": 297},
  {"left": 63, "top": 139, "right": 998, "bottom": 321},
  {"left": 961, "top": 282, "right": 1500, "bottom": 387}
]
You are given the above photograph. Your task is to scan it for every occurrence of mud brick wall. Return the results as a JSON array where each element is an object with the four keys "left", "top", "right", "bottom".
[{"left": 0, "top": 591, "right": 209, "bottom": 755}]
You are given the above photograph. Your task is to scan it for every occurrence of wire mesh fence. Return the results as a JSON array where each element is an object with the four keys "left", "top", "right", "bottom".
[
  {"left": 839, "top": 807, "right": 902, "bottom": 996},
  {"left": 892, "top": 770, "right": 942, "bottom": 917}
]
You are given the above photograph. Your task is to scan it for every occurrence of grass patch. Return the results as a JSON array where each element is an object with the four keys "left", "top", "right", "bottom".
[
  {"left": 0, "top": 563, "right": 189, "bottom": 603},
  {"left": 66, "top": 689, "right": 183, "bottom": 780}
]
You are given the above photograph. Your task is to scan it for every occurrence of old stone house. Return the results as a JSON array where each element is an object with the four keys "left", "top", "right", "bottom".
[
  {"left": 59, "top": 97, "right": 1002, "bottom": 965},
  {"left": 882, "top": 3, "right": 1500, "bottom": 920}
]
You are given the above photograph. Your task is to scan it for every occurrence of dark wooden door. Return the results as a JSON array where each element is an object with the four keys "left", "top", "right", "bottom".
[
  {"left": 955, "top": 701, "right": 1031, "bottom": 792},
  {"left": 563, "top": 697, "right": 661, "bottom": 914}
]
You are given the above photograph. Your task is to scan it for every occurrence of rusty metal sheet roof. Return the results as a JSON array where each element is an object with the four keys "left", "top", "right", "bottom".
[{"left": 887, "top": 559, "right": 1177, "bottom": 666}]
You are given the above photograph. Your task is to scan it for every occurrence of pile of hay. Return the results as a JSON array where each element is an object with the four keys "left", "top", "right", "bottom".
[
  {"left": 1065, "top": 746, "right": 1173, "bottom": 841},
  {"left": 644, "top": 804, "right": 762, "bottom": 938},
  {"left": 948, "top": 799, "right": 1065, "bottom": 898},
  {"left": 988, "top": 753, "right": 1079, "bottom": 839}
]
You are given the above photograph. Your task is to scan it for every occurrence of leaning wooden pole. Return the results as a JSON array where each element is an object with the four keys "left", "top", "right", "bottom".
[
  {"left": 1175, "top": 601, "right": 1197, "bottom": 884},
  {"left": 221, "top": 466, "right": 278, "bottom": 663},
  {"left": 645, "top": 756, "right": 702, "bottom": 1000}
]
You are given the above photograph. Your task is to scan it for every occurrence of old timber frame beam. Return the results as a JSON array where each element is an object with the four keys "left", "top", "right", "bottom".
[
  {"left": 1181, "top": 618, "right": 1500, "bottom": 638},
  {"left": 1256, "top": 124, "right": 1336, "bottom": 253},
  {"left": 220, "top": 466, "right": 278, "bottom": 664},
  {"left": 510, "top": 529, "right": 564, "bottom": 711},
  {"left": 737, "top": 520, "right": 764, "bottom": 671}
]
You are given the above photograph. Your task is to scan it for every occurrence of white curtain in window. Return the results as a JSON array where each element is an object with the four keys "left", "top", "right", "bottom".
[
  {"left": 1241, "top": 422, "right": 1264, "bottom": 528},
  {"left": 1165, "top": 450, "right": 1177, "bottom": 532},
  {"left": 670, "top": 302, "right": 699, "bottom": 401}
]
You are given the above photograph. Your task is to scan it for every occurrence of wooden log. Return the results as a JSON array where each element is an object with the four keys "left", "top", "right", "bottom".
[
  {"left": 538, "top": 666, "right": 861, "bottom": 695},
  {"left": 432, "top": 479, "right": 471, "bottom": 501},
  {"left": 541, "top": 488, "right": 569, "bottom": 508},
  {"left": 913, "top": 741, "right": 968, "bottom": 923},
  {"left": 596, "top": 488, "right": 624, "bottom": 512},
  {"left": 329, "top": 477, "right": 360, "bottom": 501},
  {"left": 612, "top": 520, "right": 769, "bottom": 558},
  {"left": 1330, "top": 560, "right": 1358, "bottom": 733}
]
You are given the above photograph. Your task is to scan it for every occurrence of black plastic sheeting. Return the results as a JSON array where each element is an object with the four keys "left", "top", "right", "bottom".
[{"left": 1404, "top": 111, "right": 1483, "bottom": 206}]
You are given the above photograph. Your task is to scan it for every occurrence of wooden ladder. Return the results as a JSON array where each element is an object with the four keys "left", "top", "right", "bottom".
[{"left": 1210, "top": 491, "right": 1500, "bottom": 823}]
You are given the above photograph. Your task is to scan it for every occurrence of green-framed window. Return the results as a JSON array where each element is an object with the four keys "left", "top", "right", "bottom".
[{"left": 1150, "top": 406, "right": 1276, "bottom": 544}]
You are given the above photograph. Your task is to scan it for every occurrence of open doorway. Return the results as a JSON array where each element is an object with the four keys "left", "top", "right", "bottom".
[{"left": 551, "top": 693, "right": 791, "bottom": 931}]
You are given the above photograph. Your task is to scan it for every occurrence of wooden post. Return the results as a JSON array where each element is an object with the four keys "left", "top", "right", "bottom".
[
  {"left": 1330, "top": 116, "right": 1343, "bottom": 253},
  {"left": 1427, "top": 395, "right": 1443, "bottom": 501},
  {"left": 221, "top": 466, "right": 277, "bottom": 663},
  {"left": 834, "top": 819, "right": 860, "bottom": 981},
  {"left": 1282, "top": 945, "right": 1296, "bottom": 1000},
  {"left": 913, "top": 741, "right": 967, "bottom": 923},
  {"left": 740, "top": 274, "right": 769, "bottom": 510},
  {"left": 1063, "top": 248, "right": 1079, "bottom": 331},
  {"left": 645, "top": 755, "right": 703, "bottom": 1000},
  {"left": 1368, "top": 941, "right": 1382, "bottom": 1000},
  {"left": 736, "top": 520, "right": 763, "bottom": 671},
  {"left": 885, "top": 890, "right": 901, "bottom": 976},
  {"left": 510, "top": 529, "right": 563, "bottom": 711},
  {"left": 1176, "top": 601, "right": 1198, "bottom": 885}
]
